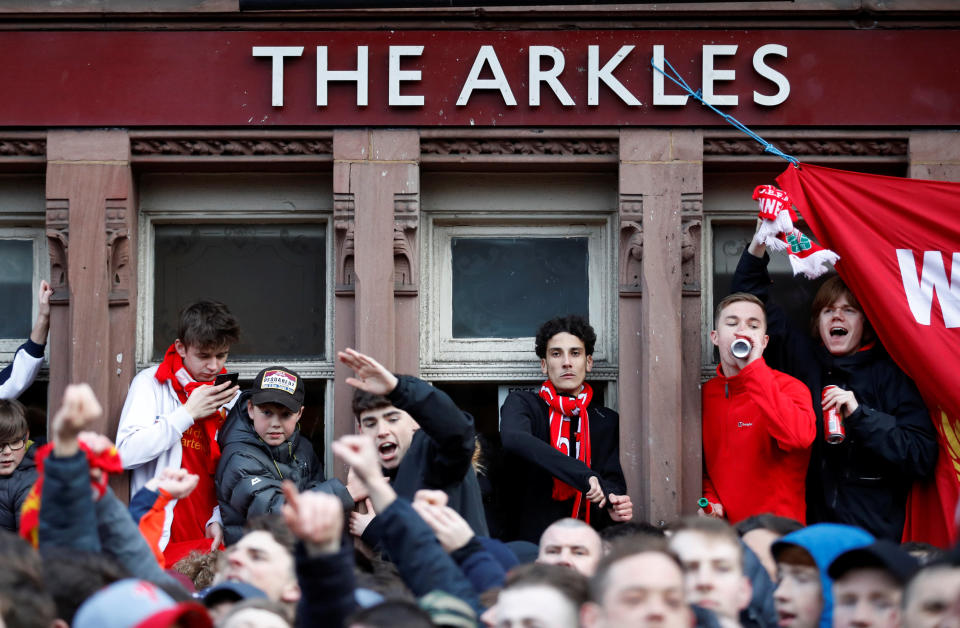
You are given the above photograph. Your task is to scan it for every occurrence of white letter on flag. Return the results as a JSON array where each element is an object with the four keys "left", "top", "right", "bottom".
[{"left": 896, "top": 249, "right": 960, "bottom": 328}]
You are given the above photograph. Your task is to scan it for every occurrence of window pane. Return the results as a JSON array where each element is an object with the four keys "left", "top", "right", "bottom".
[
  {"left": 153, "top": 224, "right": 326, "bottom": 360},
  {"left": 712, "top": 223, "right": 828, "bottom": 332},
  {"left": 0, "top": 240, "right": 33, "bottom": 338},
  {"left": 451, "top": 237, "right": 589, "bottom": 338}
]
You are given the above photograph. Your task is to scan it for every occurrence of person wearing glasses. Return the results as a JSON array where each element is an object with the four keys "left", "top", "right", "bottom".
[{"left": 0, "top": 398, "right": 37, "bottom": 531}]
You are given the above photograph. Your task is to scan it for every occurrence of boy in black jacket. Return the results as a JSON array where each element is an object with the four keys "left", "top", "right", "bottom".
[
  {"left": 216, "top": 367, "right": 352, "bottom": 545},
  {"left": 338, "top": 348, "right": 488, "bottom": 541}
]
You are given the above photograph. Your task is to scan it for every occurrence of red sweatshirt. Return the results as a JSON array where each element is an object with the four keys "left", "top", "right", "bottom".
[{"left": 701, "top": 358, "right": 816, "bottom": 524}]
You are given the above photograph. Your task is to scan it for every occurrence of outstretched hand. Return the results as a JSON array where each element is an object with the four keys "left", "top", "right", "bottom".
[
  {"left": 412, "top": 491, "right": 475, "bottom": 553},
  {"left": 53, "top": 384, "right": 103, "bottom": 457},
  {"left": 332, "top": 435, "right": 396, "bottom": 513},
  {"left": 282, "top": 481, "right": 344, "bottom": 555},
  {"left": 337, "top": 348, "right": 399, "bottom": 396},
  {"left": 157, "top": 467, "right": 200, "bottom": 500}
]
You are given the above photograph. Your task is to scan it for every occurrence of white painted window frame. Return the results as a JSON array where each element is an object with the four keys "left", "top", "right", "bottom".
[
  {"left": 136, "top": 176, "right": 336, "bottom": 382},
  {"left": 421, "top": 212, "right": 617, "bottom": 382},
  {"left": 0, "top": 228, "right": 49, "bottom": 362}
]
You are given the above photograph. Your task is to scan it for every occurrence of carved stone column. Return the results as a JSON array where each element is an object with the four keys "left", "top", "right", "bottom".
[
  {"left": 45, "top": 130, "right": 135, "bottom": 440},
  {"left": 618, "top": 129, "right": 703, "bottom": 526},
  {"left": 332, "top": 130, "right": 420, "bottom": 476}
]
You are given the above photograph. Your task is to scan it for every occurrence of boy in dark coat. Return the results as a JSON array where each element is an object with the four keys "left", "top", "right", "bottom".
[
  {"left": 216, "top": 367, "right": 352, "bottom": 545},
  {"left": 0, "top": 398, "right": 37, "bottom": 532},
  {"left": 338, "top": 348, "right": 488, "bottom": 541}
]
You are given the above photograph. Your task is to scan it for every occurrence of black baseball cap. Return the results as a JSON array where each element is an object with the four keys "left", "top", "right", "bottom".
[
  {"left": 250, "top": 367, "right": 305, "bottom": 412},
  {"left": 828, "top": 540, "right": 919, "bottom": 584}
]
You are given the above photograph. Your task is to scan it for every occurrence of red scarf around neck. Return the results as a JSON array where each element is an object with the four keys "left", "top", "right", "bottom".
[
  {"left": 539, "top": 380, "right": 593, "bottom": 522},
  {"left": 154, "top": 343, "right": 227, "bottom": 462},
  {"left": 155, "top": 343, "right": 227, "bottom": 550}
]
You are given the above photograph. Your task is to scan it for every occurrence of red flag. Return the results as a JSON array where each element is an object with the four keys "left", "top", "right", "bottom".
[{"left": 778, "top": 163, "right": 960, "bottom": 547}]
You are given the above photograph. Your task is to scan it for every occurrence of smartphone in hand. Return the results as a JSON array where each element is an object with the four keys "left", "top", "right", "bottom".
[{"left": 214, "top": 372, "right": 240, "bottom": 387}]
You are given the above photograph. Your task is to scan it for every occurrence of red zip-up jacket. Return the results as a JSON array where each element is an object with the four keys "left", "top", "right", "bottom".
[{"left": 702, "top": 357, "right": 816, "bottom": 524}]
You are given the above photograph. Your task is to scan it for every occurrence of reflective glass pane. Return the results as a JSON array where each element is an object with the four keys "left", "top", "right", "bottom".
[
  {"left": 451, "top": 237, "right": 589, "bottom": 338},
  {"left": 712, "top": 222, "right": 828, "bottom": 332},
  {"left": 0, "top": 240, "right": 33, "bottom": 338},
  {"left": 153, "top": 224, "right": 326, "bottom": 360}
]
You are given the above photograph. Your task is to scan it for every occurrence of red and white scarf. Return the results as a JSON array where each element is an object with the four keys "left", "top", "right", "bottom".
[
  {"left": 154, "top": 343, "right": 227, "bottom": 474},
  {"left": 753, "top": 184, "right": 840, "bottom": 279},
  {"left": 539, "top": 380, "right": 593, "bottom": 522}
]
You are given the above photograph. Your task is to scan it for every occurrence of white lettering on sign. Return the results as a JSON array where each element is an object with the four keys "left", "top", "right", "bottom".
[
  {"left": 529, "top": 46, "right": 574, "bottom": 106},
  {"left": 252, "top": 46, "right": 304, "bottom": 107},
  {"left": 253, "top": 42, "right": 791, "bottom": 110},
  {"left": 753, "top": 44, "right": 790, "bottom": 106},
  {"left": 457, "top": 45, "right": 517, "bottom": 106},
  {"left": 588, "top": 45, "right": 641, "bottom": 106},
  {"left": 317, "top": 45, "right": 369, "bottom": 106},
  {"left": 652, "top": 44, "right": 688, "bottom": 106},
  {"left": 389, "top": 45, "right": 424, "bottom": 106},
  {"left": 702, "top": 44, "right": 738, "bottom": 106},
  {"left": 896, "top": 249, "right": 960, "bottom": 328}
]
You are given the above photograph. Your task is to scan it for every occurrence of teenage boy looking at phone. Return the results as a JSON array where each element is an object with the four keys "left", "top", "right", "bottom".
[
  {"left": 700, "top": 293, "right": 816, "bottom": 524},
  {"left": 117, "top": 300, "right": 240, "bottom": 563}
]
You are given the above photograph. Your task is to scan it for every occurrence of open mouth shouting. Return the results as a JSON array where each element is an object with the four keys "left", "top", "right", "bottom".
[
  {"left": 378, "top": 441, "right": 399, "bottom": 464},
  {"left": 830, "top": 326, "right": 848, "bottom": 337}
]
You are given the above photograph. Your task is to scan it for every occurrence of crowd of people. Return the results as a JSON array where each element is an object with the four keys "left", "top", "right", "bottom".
[{"left": 0, "top": 217, "right": 950, "bottom": 628}]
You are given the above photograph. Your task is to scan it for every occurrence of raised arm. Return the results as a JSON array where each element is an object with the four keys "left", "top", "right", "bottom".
[{"left": 338, "top": 348, "right": 475, "bottom": 484}]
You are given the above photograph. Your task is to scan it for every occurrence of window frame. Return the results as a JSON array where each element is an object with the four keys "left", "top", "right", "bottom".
[
  {"left": 0, "top": 228, "right": 49, "bottom": 360},
  {"left": 421, "top": 212, "right": 617, "bottom": 381},
  {"left": 136, "top": 173, "right": 336, "bottom": 382}
]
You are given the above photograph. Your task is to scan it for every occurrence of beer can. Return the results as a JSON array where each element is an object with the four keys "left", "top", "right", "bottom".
[
  {"left": 822, "top": 385, "right": 845, "bottom": 444},
  {"left": 731, "top": 338, "right": 752, "bottom": 359}
]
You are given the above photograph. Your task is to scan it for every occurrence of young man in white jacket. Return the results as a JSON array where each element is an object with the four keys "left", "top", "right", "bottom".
[{"left": 117, "top": 300, "right": 240, "bottom": 564}]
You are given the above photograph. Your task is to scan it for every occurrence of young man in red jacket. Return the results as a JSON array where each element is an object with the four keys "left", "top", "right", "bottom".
[{"left": 701, "top": 293, "right": 816, "bottom": 524}]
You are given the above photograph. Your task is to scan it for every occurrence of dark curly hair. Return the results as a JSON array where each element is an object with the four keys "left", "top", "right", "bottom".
[
  {"left": 352, "top": 388, "right": 393, "bottom": 421},
  {"left": 534, "top": 315, "right": 596, "bottom": 359}
]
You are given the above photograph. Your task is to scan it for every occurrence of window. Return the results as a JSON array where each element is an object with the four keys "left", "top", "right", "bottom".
[
  {"left": 421, "top": 172, "right": 617, "bottom": 384},
  {"left": 138, "top": 172, "right": 334, "bottom": 464},
  {"left": 152, "top": 223, "right": 327, "bottom": 360},
  {"left": 0, "top": 176, "right": 47, "bottom": 362}
]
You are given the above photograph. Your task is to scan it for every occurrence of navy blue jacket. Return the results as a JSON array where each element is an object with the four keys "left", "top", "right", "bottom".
[
  {"left": 379, "top": 497, "right": 482, "bottom": 615},
  {"left": 365, "top": 375, "right": 488, "bottom": 546}
]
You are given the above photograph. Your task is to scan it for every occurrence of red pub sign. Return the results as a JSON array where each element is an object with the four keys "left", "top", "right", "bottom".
[{"left": 2, "top": 30, "right": 958, "bottom": 127}]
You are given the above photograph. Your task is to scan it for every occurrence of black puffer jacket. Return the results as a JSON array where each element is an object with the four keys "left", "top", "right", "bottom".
[
  {"left": 216, "top": 391, "right": 352, "bottom": 545},
  {"left": 0, "top": 443, "right": 37, "bottom": 532},
  {"left": 732, "top": 250, "right": 938, "bottom": 540}
]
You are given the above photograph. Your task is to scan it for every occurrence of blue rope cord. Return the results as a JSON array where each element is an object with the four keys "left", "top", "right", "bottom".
[{"left": 650, "top": 55, "right": 800, "bottom": 168}]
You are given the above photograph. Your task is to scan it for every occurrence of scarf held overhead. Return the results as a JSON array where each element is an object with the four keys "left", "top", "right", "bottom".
[
  {"left": 539, "top": 381, "right": 593, "bottom": 521},
  {"left": 752, "top": 184, "right": 840, "bottom": 279}
]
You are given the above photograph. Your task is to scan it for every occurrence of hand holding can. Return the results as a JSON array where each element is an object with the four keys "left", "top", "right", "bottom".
[{"left": 822, "top": 385, "right": 846, "bottom": 444}]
